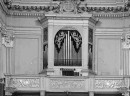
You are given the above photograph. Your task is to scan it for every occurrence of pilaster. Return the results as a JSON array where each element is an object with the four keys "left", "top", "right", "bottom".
[
  {"left": 0, "top": 25, "right": 15, "bottom": 75},
  {"left": 47, "top": 20, "right": 54, "bottom": 75},
  {"left": 81, "top": 25, "right": 89, "bottom": 76}
]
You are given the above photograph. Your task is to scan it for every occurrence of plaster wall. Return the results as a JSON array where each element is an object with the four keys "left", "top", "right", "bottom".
[
  {"left": 12, "top": 27, "right": 42, "bottom": 75},
  {"left": 95, "top": 18, "right": 124, "bottom": 76},
  {"left": 95, "top": 36, "right": 121, "bottom": 75},
  {"left": 6, "top": 16, "right": 40, "bottom": 27},
  {"left": 5, "top": 16, "right": 43, "bottom": 75}
]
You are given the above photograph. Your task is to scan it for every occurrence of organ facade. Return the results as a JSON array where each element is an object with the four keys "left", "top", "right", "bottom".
[{"left": 0, "top": 0, "right": 130, "bottom": 96}]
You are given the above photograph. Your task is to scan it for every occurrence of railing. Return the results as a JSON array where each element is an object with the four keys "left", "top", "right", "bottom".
[{"left": 54, "top": 59, "right": 82, "bottom": 66}]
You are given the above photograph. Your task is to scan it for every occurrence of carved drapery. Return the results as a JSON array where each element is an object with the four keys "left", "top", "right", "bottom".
[
  {"left": 54, "top": 30, "right": 82, "bottom": 53},
  {"left": 54, "top": 31, "right": 66, "bottom": 53},
  {"left": 70, "top": 31, "right": 82, "bottom": 52},
  {"left": 95, "top": 79, "right": 126, "bottom": 89},
  {"left": 49, "top": 79, "right": 85, "bottom": 89}
]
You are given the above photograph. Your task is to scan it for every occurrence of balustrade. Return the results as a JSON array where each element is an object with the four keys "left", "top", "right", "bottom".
[{"left": 4, "top": 75, "right": 130, "bottom": 94}]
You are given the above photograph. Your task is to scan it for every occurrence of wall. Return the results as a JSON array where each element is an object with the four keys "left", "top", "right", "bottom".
[
  {"left": 1, "top": 8, "right": 130, "bottom": 76},
  {"left": 6, "top": 16, "right": 42, "bottom": 75},
  {"left": 95, "top": 17, "right": 130, "bottom": 75}
]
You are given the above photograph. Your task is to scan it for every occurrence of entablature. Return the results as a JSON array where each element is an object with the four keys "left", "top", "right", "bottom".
[{"left": 1, "top": 0, "right": 130, "bottom": 18}]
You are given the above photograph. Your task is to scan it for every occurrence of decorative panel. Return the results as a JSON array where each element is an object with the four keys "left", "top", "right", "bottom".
[
  {"left": 95, "top": 79, "right": 125, "bottom": 89},
  {"left": 14, "top": 37, "right": 39, "bottom": 74},
  {"left": 9, "top": 78, "right": 40, "bottom": 88},
  {"left": 97, "top": 38, "right": 120, "bottom": 75},
  {"left": 49, "top": 79, "right": 85, "bottom": 90}
]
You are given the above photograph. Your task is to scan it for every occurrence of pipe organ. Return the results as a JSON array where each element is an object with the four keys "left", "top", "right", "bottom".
[{"left": 54, "top": 30, "right": 82, "bottom": 66}]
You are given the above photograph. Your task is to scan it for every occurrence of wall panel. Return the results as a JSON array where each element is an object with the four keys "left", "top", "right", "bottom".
[
  {"left": 96, "top": 36, "right": 121, "bottom": 75},
  {"left": 14, "top": 35, "right": 41, "bottom": 74}
]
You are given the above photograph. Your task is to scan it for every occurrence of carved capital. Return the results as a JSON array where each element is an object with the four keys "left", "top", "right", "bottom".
[
  {"left": 121, "top": 32, "right": 130, "bottom": 49},
  {"left": 1, "top": 30, "right": 15, "bottom": 48}
]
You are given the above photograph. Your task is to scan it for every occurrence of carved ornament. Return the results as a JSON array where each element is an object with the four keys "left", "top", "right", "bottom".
[
  {"left": 121, "top": 32, "right": 130, "bottom": 49},
  {"left": 54, "top": 30, "right": 82, "bottom": 53},
  {"left": 2, "top": 0, "right": 130, "bottom": 17},
  {"left": 50, "top": 79, "right": 85, "bottom": 89},
  {"left": 95, "top": 79, "right": 125, "bottom": 89},
  {"left": 0, "top": 28, "right": 14, "bottom": 47},
  {"left": 8, "top": 78, "right": 40, "bottom": 88}
]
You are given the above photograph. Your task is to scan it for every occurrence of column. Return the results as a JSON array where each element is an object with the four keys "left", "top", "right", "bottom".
[
  {"left": 89, "top": 91, "right": 94, "bottom": 96},
  {"left": 5, "top": 92, "right": 12, "bottom": 96},
  {"left": 124, "top": 92, "right": 129, "bottom": 96},
  {"left": 40, "top": 91, "right": 45, "bottom": 96},
  {"left": 129, "top": 50, "right": 130, "bottom": 75}
]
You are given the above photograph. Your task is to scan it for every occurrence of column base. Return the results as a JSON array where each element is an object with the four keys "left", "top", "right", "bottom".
[
  {"left": 5, "top": 92, "right": 12, "bottom": 96},
  {"left": 81, "top": 69, "right": 96, "bottom": 76},
  {"left": 39, "top": 68, "right": 54, "bottom": 76},
  {"left": 89, "top": 91, "right": 94, "bottom": 96},
  {"left": 40, "top": 90, "right": 45, "bottom": 96}
]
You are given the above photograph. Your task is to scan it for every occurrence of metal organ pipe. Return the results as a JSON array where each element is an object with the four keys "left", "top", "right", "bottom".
[
  {"left": 68, "top": 31, "right": 70, "bottom": 62},
  {"left": 66, "top": 33, "right": 67, "bottom": 65}
]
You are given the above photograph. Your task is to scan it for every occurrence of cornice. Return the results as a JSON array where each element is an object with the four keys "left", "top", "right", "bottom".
[{"left": 1, "top": 0, "right": 130, "bottom": 18}]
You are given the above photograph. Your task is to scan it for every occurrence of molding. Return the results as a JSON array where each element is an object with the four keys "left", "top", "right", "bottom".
[
  {"left": 0, "top": 0, "right": 130, "bottom": 18},
  {"left": 95, "top": 28, "right": 123, "bottom": 36}
]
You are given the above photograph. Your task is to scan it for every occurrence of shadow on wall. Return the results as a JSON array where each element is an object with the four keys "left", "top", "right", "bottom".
[{"left": 12, "top": 92, "right": 40, "bottom": 96}]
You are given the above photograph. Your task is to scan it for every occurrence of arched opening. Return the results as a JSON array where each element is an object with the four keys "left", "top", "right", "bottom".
[{"left": 54, "top": 29, "right": 82, "bottom": 66}]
